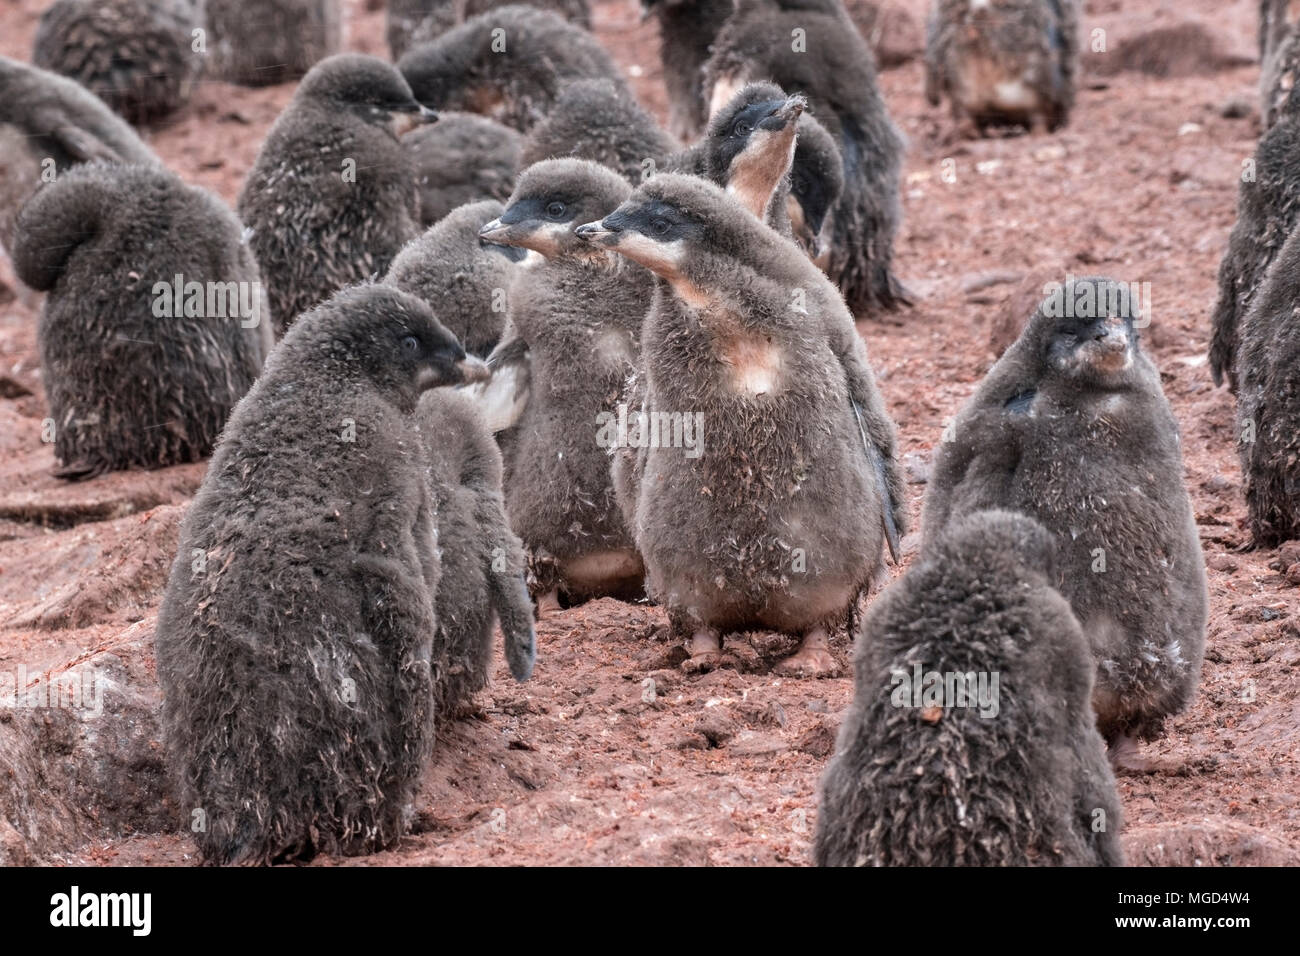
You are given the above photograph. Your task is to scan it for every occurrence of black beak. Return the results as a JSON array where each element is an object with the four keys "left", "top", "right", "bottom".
[{"left": 575, "top": 220, "right": 615, "bottom": 242}]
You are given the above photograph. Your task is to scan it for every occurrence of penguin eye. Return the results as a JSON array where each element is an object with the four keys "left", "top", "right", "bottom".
[
  {"left": 401, "top": 335, "right": 420, "bottom": 354},
  {"left": 733, "top": 120, "right": 753, "bottom": 137},
  {"left": 546, "top": 201, "right": 566, "bottom": 220},
  {"left": 650, "top": 217, "right": 671, "bottom": 236}
]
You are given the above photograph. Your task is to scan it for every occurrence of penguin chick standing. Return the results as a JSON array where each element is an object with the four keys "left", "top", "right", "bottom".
[
  {"left": 156, "top": 284, "right": 487, "bottom": 866},
  {"left": 11, "top": 162, "right": 270, "bottom": 479},
  {"left": 922, "top": 277, "right": 1207, "bottom": 771},
  {"left": 477, "top": 159, "right": 654, "bottom": 610},
  {"left": 386, "top": 199, "right": 527, "bottom": 357},
  {"left": 404, "top": 112, "right": 523, "bottom": 228},
  {"left": 239, "top": 54, "right": 437, "bottom": 337},
  {"left": 924, "top": 0, "right": 1079, "bottom": 135},
  {"left": 641, "top": 0, "right": 736, "bottom": 141},
  {"left": 205, "top": 0, "right": 342, "bottom": 87},
  {"left": 815, "top": 509, "right": 1124, "bottom": 867},
  {"left": 579, "top": 173, "right": 905, "bottom": 677}
]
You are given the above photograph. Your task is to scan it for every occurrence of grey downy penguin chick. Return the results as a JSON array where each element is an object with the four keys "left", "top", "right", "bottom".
[
  {"left": 923, "top": 0, "right": 1079, "bottom": 135},
  {"left": 922, "top": 277, "right": 1207, "bottom": 772},
  {"left": 579, "top": 173, "right": 906, "bottom": 677},
  {"left": 417, "top": 388, "right": 536, "bottom": 717},
  {"left": 641, "top": 0, "right": 736, "bottom": 141},
  {"left": 0, "top": 55, "right": 158, "bottom": 253},
  {"left": 388, "top": 0, "right": 594, "bottom": 60},
  {"left": 520, "top": 79, "right": 679, "bottom": 186},
  {"left": 476, "top": 159, "right": 654, "bottom": 610},
  {"left": 11, "top": 161, "right": 271, "bottom": 479},
  {"left": 404, "top": 112, "right": 523, "bottom": 228},
  {"left": 386, "top": 199, "right": 529, "bottom": 357},
  {"left": 155, "top": 283, "right": 488, "bottom": 866},
  {"left": 704, "top": 0, "right": 908, "bottom": 315},
  {"left": 787, "top": 112, "right": 844, "bottom": 265},
  {"left": 398, "top": 5, "right": 626, "bottom": 133},
  {"left": 32, "top": 0, "right": 204, "bottom": 127},
  {"left": 814, "top": 509, "right": 1124, "bottom": 867},
  {"left": 238, "top": 54, "right": 437, "bottom": 337},
  {"left": 205, "top": 0, "right": 343, "bottom": 87}
]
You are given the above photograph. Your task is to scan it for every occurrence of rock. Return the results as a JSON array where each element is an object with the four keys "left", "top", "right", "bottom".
[
  {"left": 1205, "top": 553, "right": 1238, "bottom": 573},
  {"left": 1123, "top": 818, "right": 1300, "bottom": 866},
  {"left": 1220, "top": 97, "right": 1253, "bottom": 119},
  {"left": 988, "top": 266, "right": 1065, "bottom": 358},
  {"left": 795, "top": 720, "right": 837, "bottom": 759},
  {"left": 902, "top": 451, "right": 931, "bottom": 485}
]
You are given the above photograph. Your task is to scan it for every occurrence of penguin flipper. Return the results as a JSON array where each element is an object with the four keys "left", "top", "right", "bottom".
[
  {"left": 34, "top": 107, "right": 125, "bottom": 165},
  {"left": 490, "top": 570, "right": 536, "bottom": 682}
]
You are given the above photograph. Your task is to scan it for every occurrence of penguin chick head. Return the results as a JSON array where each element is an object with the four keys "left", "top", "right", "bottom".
[
  {"left": 284, "top": 284, "right": 489, "bottom": 412},
  {"left": 1036, "top": 276, "right": 1145, "bottom": 386},
  {"left": 787, "top": 114, "right": 843, "bottom": 259},
  {"left": 936, "top": 509, "right": 1060, "bottom": 586},
  {"left": 705, "top": 82, "right": 806, "bottom": 220},
  {"left": 298, "top": 53, "right": 437, "bottom": 133},
  {"left": 478, "top": 158, "right": 632, "bottom": 264}
]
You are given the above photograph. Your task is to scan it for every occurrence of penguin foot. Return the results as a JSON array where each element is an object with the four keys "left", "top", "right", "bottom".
[
  {"left": 773, "top": 628, "right": 838, "bottom": 678},
  {"left": 1107, "top": 733, "right": 1163, "bottom": 775},
  {"left": 536, "top": 589, "right": 562, "bottom": 616},
  {"left": 681, "top": 627, "right": 731, "bottom": 674}
]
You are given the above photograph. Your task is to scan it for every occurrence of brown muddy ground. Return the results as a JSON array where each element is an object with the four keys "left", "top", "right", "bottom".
[{"left": 1, "top": 0, "right": 1298, "bottom": 866}]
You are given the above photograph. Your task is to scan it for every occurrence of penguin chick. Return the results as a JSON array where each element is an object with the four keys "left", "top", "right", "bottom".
[
  {"left": 418, "top": 388, "right": 536, "bottom": 717},
  {"left": 641, "top": 0, "right": 736, "bottom": 141},
  {"left": 477, "top": 159, "right": 654, "bottom": 609},
  {"left": 398, "top": 5, "right": 626, "bottom": 132},
  {"left": 387, "top": 199, "right": 529, "bottom": 358},
  {"left": 11, "top": 162, "right": 270, "bottom": 480},
  {"left": 815, "top": 509, "right": 1124, "bottom": 867},
  {"left": 156, "top": 284, "right": 486, "bottom": 866},
  {"left": 520, "top": 79, "right": 678, "bottom": 186},
  {"left": 0, "top": 55, "right": 157, "bottom": 252},
  {"left": 238, "top": 54, "right": 437, "bottom": 337},
  {"left": 922, "top": 277, "right": 1207, "bottom": 770},
  {"left": 579, "top": 173, "right": 905, "bottom": 677},
  {"left": 404, "top": 112, "right": 523, "bottom": 228},
  {"left": 205, "top": 0, "right": 342, "bottom": 87},
  {"left": 705, "top": 0, "right": 908, "bottom": 314},
  {"left": 32, "top": 0, "right": 204, "bottom": 127},
  {"left": 923, "top": 0, "right": 1079, "bottom": 135},
  {"left": 388, "top": 0, "right": 594, "bottom": 60},
  {"left": 787, "top": 113, "right": 844, "bottom": 264}
]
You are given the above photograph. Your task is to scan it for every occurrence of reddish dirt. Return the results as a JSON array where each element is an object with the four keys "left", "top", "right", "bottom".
[{"left": 2, "top": 0, "right": 1298, "bottom": 866}]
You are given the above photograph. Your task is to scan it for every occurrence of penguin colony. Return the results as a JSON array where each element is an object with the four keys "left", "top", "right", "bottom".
[{"left": 20, "top": 0, "right": 1300, "bottom": 867}]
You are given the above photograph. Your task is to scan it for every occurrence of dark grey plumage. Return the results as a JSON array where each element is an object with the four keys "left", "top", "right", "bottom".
[
  {"left": 923, "top": 0, "right": 1079, "bottom": 134},
  {"left": 388, "top": 0, "right": 594, "bottom": 61},
  {"left": 787, "top": 112, "right": 844, "bottom": 263},
  {"left": 404, "top": 112, "right": 523, "bottom": 228},
  {"left": 205, "top": 0, "right": 342, "bottom": 87},
  {"left": 520, "top": 79, "right": 678, "bottom": 186},
  {"left": 922, "top": 277, "right": 1207, "bottom": 747},
  {"left": 815, "top": 509, "right": 1124, "bottom": 867},
  {"left": 32, "top": 0, "right": 204, "bottom": 127},
  {"left": 238, "top": 54, "right": 437, "bottom": 337},
  {"left": 386, "top": 200, "right": 526, "bottom": 357},
  {"left": 156, "top": 283, "right": 485, "bottom": 866},
  {"left": 642, "top": 0, "right": 735, "bottom": 141},
  {"left": 397, "top": 5, "right": 626, "bottom": 132},
  {"left": 11, "top": 162, "right": 269, "bottom": 479},
  {"left": 418, "top": 389, "right": 535, "bottom": 716},
  {"left": 704, "top": 0, "right": 907, "bottom": 314},
  {"left": 584, "top": 173, "right": 904, "bottom": 675}
]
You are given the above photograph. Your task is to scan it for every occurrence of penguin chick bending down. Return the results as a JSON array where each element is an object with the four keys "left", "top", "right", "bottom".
[
  {"left": 476, "top": 159, "right": 654, "bottom": 610},
  {"left": 815, "top": 510, "right": 1124, "bottom": 867},
  {"left": 12, "top": 162, "right": 270, "bottom": 479},
  {"left": 705, "top": 0, "right": 908, "bottom": 315},
  {"left": 205, "top": 0, "right": 342, "bottom": 87},
  {"left": 418, "top": 389, "right": 536, "bottom": 717},
  {"left": 642, "top": 0, "right": 736, "bottom": 141},
  {"left": 404, "top": 112, "right": 523, "bottom": 227},
  {"left": 388, "top": 0, "right": 593, "bottom": 60},
  {"left": 156, "top": 284, "right": 488, "bottom": 866},
  {"left": 924, "top": 0, "right": 1079, "bottom": 135},
  {"left": 579, "top": 173, "right": 906, "bottom": 677},
  {"left": 787, "top": 113, "right": 844, "bottom": 265},
  {"left": 397, "top": 5, "right": 626, "bottom": 132},
  {"left": 520, "top": 79, "right": 678, "bottom": 187},
  {"left": 32, "top": 0, "right": 204, "bottom": 127},
  {"left": 385, "top": 199, "right": 528, "bottom": 358},
  {"left": 922, "top": 277, "right": 1207, "bottom": 771},
  {"left": 239, "top": 54, "right": 437, "bottom": 337}
]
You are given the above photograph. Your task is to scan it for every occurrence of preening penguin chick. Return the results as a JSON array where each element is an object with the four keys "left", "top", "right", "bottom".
[
  {"left": 788, "top": 112, "right": 844, "bottom": 264},
  {"left": 11, "top": 162, "right": 270, "bottom": 480},
  {"left": 923, "top": 0, "right": 1079, "bottom": 135},
  {"left": 238, "top": 54, "right": 438, "bottom": 337},
  {"left": 404, "top": 112, "right": 523, "bottom": 228},
  {"left": 922, "top": 277, "right": 1207, "bottom": 771},
  {"left": 32, "top": 0, "right": 204, "bottom": 127},
  {"left": 476, "top": 159, "right": 654, "bottom": 610},
  {"left": 815, "top": 510, "right": 1124, "bottom": 867},
  {"left": 397, "top": 5, "right": 626, "bottom": 132},
  {"left": 205, "top": 0, "right": 343, "bottom": 87},
  {"left": 386, "top": 199, "right": 528, "bottom": 357},
  {"left": 704, "top": 0, "right": 908, "bottom": 314},
  {"left": 642, "top": 0, "right": 736, "bottom": 141},
  {"left": 155, "top": 284, "right": 487, "bottom": 866},
  {"left": 388, "top": 0, "right": 594, "bottom": 60},
  {"left": 580, "top": 173, "right": 906, "bottom": 677},
  {"left": 520, "top": 79, "right": 678, "bottom": 186}
]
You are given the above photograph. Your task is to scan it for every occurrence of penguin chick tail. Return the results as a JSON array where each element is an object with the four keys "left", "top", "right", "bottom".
[{"left": 492, "top": 570, "right": 536, "bottom": 682}]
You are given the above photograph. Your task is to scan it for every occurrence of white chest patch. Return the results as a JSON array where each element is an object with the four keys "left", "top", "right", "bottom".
[
  {"left": 993, "top": 79, "right": 1037, "bottom": 110},
  {"left": 722, "top": 336, "right": 784, "bottom": 396}
]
